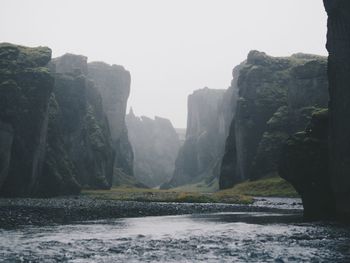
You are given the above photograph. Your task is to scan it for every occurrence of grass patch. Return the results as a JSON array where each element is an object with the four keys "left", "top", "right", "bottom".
[
  {"left": 219, "top": 176, "right": 299, "bottom": 198},
  {"left": 83, "top": 176, "right": 297, "bottom": 204},
  {"left": 82, "top": 186, "right": 253, "bottom": 205}
]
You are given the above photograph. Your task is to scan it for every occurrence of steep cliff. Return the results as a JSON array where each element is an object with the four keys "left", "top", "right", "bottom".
[
  {"left": 163, "top": 87, "right": 228, "bottom": 189},
  {"left": 38, "top": 54, "right": 115, "bottom": 194},
  {"left": 0, "top": 43, "right": 53, "bottom": 196},
  {"left": 324, "top": 0, "right": 350, "bottom": 219},
  {"left": 220, "top": 51, "right": 329, "bottom": 189},
  {"left": 279, "top": 109, "right": 335, "bottom": 219},
  {"left": 126, "top": 109, "right": 180, "bottom": 187},
  {"left": 87, "top": 62, "right": 134, "bottom": 184}
]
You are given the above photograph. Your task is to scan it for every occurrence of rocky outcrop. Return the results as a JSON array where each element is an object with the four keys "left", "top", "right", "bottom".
[
  {"left": 324, "top": 0, "right": 350, "bottom": 219},
  {"left": 126, "top": 109, "right": 180, "bottom": 187},
  {"left": 279, "top": 109, "right": 335, "bottom": 219},
  {"left": 220, "top": 51, "right": 329, "bottom": 189},
  {"left": 87, "top": 62, "right": 134, "bottom": 183},
  {"left": 0, "top": 43, "right": 53, "bottom": 196},
  {"left": 163, "top": 87, "right": 228, "bottom": 189},
  {"left": 36, "top": 54, "right": 115, "bottom": 195},
  {"left": 278, "top": 1, "right": 350, "bottom": 220}
]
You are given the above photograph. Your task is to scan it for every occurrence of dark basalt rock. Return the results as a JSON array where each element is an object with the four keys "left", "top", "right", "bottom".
[
  {"left": 219, "top": 51, "right": 328, "bottom": 189},
  {"left": 324, "top": 0, "right": 350, "bottom": 219},
  {"left": 87, "top": 62, "right": 134, "bottom": 183},
  {"left": 279, "top": 109, "right": 335, "bottom": 220},
  {"left": 0, "top": 43, "right": 53, "bottom": 196},
  {"left": 43, "top": 54, "right": 115, "bottom": 192},
  {"left": 126, "top": 109, "right": 181, "bottom": 187}
]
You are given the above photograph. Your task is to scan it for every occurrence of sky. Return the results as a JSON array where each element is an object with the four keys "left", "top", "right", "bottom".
[{"left": 0, "top": 0, "right": 327, "bottom": 128}]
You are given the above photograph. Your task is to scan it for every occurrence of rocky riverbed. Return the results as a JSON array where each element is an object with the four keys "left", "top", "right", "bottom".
[{"left": 0, "top": 196, "right": 302, "bottom": 229}]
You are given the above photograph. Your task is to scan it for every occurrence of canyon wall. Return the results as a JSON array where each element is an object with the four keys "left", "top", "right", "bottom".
[
  {"left": 35, "top": 54, "right": 115, "bottom": 196},
  {"left": 279, "top": 1, "right": 350, "bottom": 220},
  {"left": 220, "top": 51, "right": 329, "bottom": 189},
  {"left": 324, "top": 0, "right": 350, "bottom": 219},
  {"left": 163, "top": 87, "right": 230, "bottom": 189},
  {"left": 126, "top": 109, "right": 180, "bottom": 187},
  {"left": 0, "top": 43, "right": 53, "bottom": 196},
  {"left": 0, "top": 44, "right": 133, "bottom": 196},
  {"left": 87, "top": 62, "right": 134, "bottom": 184}
]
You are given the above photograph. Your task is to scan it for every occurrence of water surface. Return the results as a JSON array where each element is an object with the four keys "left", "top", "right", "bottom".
[{"left": 1, "top": 211, "right": 350, "bottom": 262}]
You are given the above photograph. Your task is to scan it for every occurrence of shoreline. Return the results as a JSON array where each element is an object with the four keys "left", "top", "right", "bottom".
[{"left": 0, "top": 196, "right": 303, "bottom": 229}]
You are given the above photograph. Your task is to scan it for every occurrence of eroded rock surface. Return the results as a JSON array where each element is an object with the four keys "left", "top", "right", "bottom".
[
  {"left": 0, "top": 43, "right": 54, "bottom": 196},
  {"left": 220, "top": 51, "right": 329, "bottom": 189},
  {"left": 87, "top": 62, "right": 134, "bottom": 184},
  {"left": 36, "top": 54, "right": 115, "bottom": 195}
]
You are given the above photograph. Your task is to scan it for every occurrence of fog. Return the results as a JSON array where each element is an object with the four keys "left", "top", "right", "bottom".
[{"left": 0, "top": 0, "right": 327, "bottom": 128}]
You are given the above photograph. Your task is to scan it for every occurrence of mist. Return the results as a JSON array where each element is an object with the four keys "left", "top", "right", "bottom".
[{"left": 0, "top": 0, "right": 327, "bottom": 127}]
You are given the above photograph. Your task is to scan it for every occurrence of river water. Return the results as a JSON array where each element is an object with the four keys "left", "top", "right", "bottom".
[{"left": 1, "top": 208, "right": 350, "bottom": 262}]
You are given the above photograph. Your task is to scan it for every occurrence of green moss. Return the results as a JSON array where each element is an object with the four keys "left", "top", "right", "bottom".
[
  {"left": 84, "top": 104, "right": 105, "bottom": 149},
  {"left": 0, "top": 42, "right": 51, "bottom": 67}
]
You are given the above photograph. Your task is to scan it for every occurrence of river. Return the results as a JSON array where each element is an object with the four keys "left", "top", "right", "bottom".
[{"left": 1, "top": 200, "right": 350, "bottom": 262}]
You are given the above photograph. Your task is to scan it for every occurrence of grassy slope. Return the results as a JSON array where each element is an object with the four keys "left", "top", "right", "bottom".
[
  {"left": 83, "top": 176, "right": 298, "bottom": 204},
  {"left": 220, "top": 176, "right": 299, "bottom": 198}
]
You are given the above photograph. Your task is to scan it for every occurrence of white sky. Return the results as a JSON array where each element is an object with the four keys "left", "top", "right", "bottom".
[{"left": 0, "top": 0, "right": 327, "bottom": 128}]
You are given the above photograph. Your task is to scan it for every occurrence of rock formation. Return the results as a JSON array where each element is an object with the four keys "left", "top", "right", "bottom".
[
  {"left": 126, "top": 109, "right": 180, "bottom": 187},
  {"left": 36, "top": 54, "right": 115, "bottom": 196},
  {"left": 0, "top": 44, "right": 134, "bottom": 197},
  {"left": 220, "top": 51, "right": 329, "bottom": 189},
  {"left": 87, "top": 62, "right": 134, "bottom": 184},
  {"left": 0, "top": 43, "right": 53, "bottom": 196},
  {"left": 324, "top": 0, "right": 350, "bottom": 219},
  {"left": 163, "top": 87, "right": 230, "bottom": 189},
  {"left": 278, "top": 1, "right": 350, "bottom": 220},
  {"left": 279, "top": 109, "right": 335, "bottom": 220}
]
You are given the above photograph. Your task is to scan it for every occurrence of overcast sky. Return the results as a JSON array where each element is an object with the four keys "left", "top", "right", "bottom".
[{"left": 0, "top": 0, "right": 327, "bottom": 128}]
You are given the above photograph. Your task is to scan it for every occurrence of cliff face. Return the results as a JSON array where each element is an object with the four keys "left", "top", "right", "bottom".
[
  {"left": 126, "top": 110, "right": 180, "bottom": 187},
  {"left": 163, "top": 87, "right": 227, "bottom": 189},
  {"left": 0, "top": 43, "right": 53, "bottom": 196},
  {"left": 278, "top": 1, "right": 350, "bottom": 220},
  {"left": 37, "top": 54, "right": 115, "bottom": 195},
  {"left": 279, "top": 109, "right": 335, "bottom": 220},
  {"left": 324, "top": 0, "right": 350, "bottom": 218},
  {"left": 220, "top": 51, "right": 329, "bottom": 189},
  {"left": 87, "top": 62, "right": 134, "bottom": 182}
]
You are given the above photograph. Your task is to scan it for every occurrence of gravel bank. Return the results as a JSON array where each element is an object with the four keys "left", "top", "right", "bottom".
[{"left": 0, "top": 196, "right": 302, "bottom": 229}]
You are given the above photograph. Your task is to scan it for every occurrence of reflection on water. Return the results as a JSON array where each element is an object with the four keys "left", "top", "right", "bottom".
[{"left": 1, "top": 212, "right": 350, "bottom": 262}]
